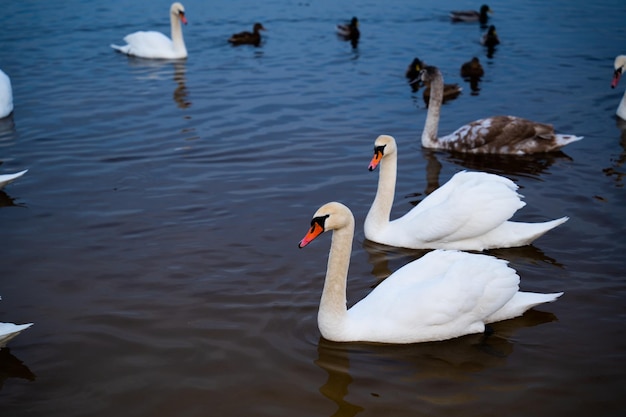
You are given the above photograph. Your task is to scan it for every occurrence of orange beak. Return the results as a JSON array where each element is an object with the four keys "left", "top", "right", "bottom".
[
  {"left": 298, "top": 222, "right": 324, "bottom": 248},
  {"left": 368, "top": 149, "right": 383, "bottom": 171},
  {"left": 180, "top": 13, "right": 188, "bottom": 25}
]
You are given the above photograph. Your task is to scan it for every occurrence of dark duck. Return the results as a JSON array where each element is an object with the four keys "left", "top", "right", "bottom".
[
  {"left": 450, "top": 4, "right": 492, "bottom": 25},
  {"left": 228, "top": 23, "right": 266, "bottom": 47},
  {"left": 336, "top": 17, "right": 360, "bottom": 48}
]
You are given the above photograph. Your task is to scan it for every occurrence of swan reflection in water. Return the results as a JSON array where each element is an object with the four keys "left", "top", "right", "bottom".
[
  {"left": 413, "top": 147, "right": 573, "bottom": 199},
  {"left": 126, "top": 58, "right": 191, "bottom": 109},
  {"left": 0, "top": 348, "right": 35, "bottom": 390},
  {"left": 314, "top": 306, "right": 558, "bottom": 417},
  {"left": 603, "top": 117, "right": 626, "bottom": 187}
]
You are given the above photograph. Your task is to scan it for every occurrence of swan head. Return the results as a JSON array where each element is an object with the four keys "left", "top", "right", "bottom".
[
  {"left": 368, "top": 135, "right": 397, "bottom": 171},
  {"left": 612, "top": 55, "right": 626, "bottom": 89},
  {"left": 419, "top": 65, "right": 441, "bottom": 85},
  {"left": 170, "top": 2, "right": 187, "bottom": 25},
  {"left": 298, "top": 202, "right": 354, "bottom": 248}
]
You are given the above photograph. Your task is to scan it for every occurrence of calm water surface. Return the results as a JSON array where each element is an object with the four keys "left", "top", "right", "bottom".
[{"left": 1, "top": 0, "right": 625, "bottom": 416}]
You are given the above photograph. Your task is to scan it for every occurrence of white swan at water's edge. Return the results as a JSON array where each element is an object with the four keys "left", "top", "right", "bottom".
[
  {"left": 0, "top": 169, "right": 27, "bottom": 190},
  {"left": 365, "top": 135, "right": 568, "bottom": 251},
  {"left": 611, "top": 55, "right": 626, "bottom": 120},
  {"left": 0, "top": 69, "right": 13, "bottom": 119},
  {"left": 298, "top": 202, "right": 563, "bottom": 344},
  {"left": 420, "top": 65, "right": 583, "bottom": 154},
  {"left": 111, "top": 2, "right": 188, "bottom": 60}
]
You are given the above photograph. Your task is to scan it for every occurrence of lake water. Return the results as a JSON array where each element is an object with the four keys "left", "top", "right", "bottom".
[{"left": 1, "top": 0, "right": 625, "bottom": 416}]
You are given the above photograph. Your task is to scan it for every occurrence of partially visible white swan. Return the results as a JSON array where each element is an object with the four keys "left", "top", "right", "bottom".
[
  {"left": 420, "top": 65, "right": 583, "bottom": 154},
  {"left": 611, "top": 55, "right": 626, "bottom": 120},
  {"left": 365, "top": 135, "right": 568, "bottom": 251},
  {"left": 0, "top": 69, "right": 13, "bottom": 119},
  {"left": 0, "top": 323, "right": 33, "bottom": 348},
  {"left": 298, "top": 201, "right": 563, "bottom": 344},
  {"left": 111, "top": 2, "right": 188, "bottom": 59},
  {"left": 0, "top": 169, "right": 27, "bottom": 189}
]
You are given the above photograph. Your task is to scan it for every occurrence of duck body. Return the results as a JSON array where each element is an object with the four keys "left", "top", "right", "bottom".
[
  {"left": 0, "top": 170, "right": 27, "bottom": 189},
  {"left": 420, "top": 66, "right": 583, "bottom": 154},
  {"left": 0, "top": 69, "right": 13, "bottom": 119},
  {"left": 450, "top": 4, "right": 491, "bottom": 24},
  {"left": 299, "top": 202, "right": 563, "bottom": 344},
  {"left": 228, "top": 23, "right": 266, "bottom": 46},
  {"left": 460, "top": 57, "right": 484, "bottom": 79},
  {"left": 611, "top": 55, "right": 626, "bottom": 120},
  {"left": 336, "top": 17, "right": 360, "bottom": 47},
  {"left": 365, "top": 135, "right": 568, "bottom": 251},
  {"left": 481, "top": 25, "right": 500, "bottom": 48},
  {"left": 111, "top": 2, "right": 188, "bottom": 59}
]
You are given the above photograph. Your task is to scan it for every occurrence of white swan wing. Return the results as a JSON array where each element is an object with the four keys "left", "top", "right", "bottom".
[
  {"left": 114, "top": 31, "right": 175, "bottom": 58},
  {"left": 0, "top": 169, "right": 28, "bottom": 189},
  {"left": 394, "top": 171, "right": 523, "bottom": 243},
  {"left": 0, "top": 322, "right": 33, "bottom": 347},
  {"left": 348, "top": 250, "right": 520, "bottom": 342}
]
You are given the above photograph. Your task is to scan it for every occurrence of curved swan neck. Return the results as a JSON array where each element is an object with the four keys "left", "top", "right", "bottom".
[
  {"left": 365, "top": 151, "right": 397, "bottom": 234},
  {"left": 421, "top": 71, "right": 443, "bottom": 148},
  {"left": 170, "top": 13, "right": 186, "bottom": 54},
  {"left": 318, "top": 218, "right": 354, "bottom": 336}
]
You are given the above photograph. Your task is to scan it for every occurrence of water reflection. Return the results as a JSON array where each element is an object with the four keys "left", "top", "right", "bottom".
[
  {"left": 0, "top": 114, "right": 18, "bottom": 148},
  {"left": 421, "top": 147, "right": 571, "bottom": 181},
  {"left": 362, "top": 239, "right": 565, "bottom": 285},
  {"left": 315, "top": 308, "right": 558, "bottom": 415},
  {"left": 0, "top": 348, "right": 35, "bottom": 390},
  {"left": 602, "top": 117, "right": 626, "bottom": 186},
  {"left": 126, "top": 58, "right": 191, "bottom": 109},
  {"left": 172, "top": 61, "right": 191, "bottom": 109},
  {"left": 0, "top": 190, "right": 26, "bottom": 208}
]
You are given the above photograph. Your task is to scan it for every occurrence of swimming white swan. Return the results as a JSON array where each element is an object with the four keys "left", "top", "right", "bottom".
[
  {"left": 298, "top": 201, "right": 563, "bottom": 344},
  {"left": 0, "top": 169, "right": 27, "bottom": 189},
  {"left": 111, "top": 2, "right": 188, "bottom": 59},
  {"left": 611, "top": 55, "right": 626, "bottom": 120},
  {"left": 365, "top": 135, "right": 568, "bottom": 251},
  {"left": 0, "top": 69, "right": 13, "bottom": 119},
  {"left": 420, "top": 65, "right": 583, "bottom": 154}
]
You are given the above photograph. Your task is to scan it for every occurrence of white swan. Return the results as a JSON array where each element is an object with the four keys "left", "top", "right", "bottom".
[
  {"left": 611, "top": 55, "right": 626, "bottom": 120},
  {"left": 420, "top": 65, "right": 583, "bottom": 154},
  {"left": 364, "top": 135, "right": 568, "bottom": 251},
  {"left": 298, "top": 202, "right": 563, "bottom": 344},
  {"left": 0, "top": 69, "right": 13, "bottom": 119},
  {"left": 111, "top": 2, "right": 188, "bottom": 59},
  {"left": 0, "top": 169, "right": 27, "bottom": 189}
]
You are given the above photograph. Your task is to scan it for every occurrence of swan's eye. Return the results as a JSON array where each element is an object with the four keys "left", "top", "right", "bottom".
[{"left": 311, "top": 214, "right": 330, "bottom": 231}]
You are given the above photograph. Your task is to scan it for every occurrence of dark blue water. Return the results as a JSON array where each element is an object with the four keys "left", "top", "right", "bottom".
[{"left": 1, "top": 0, "right": 625, "bottom": 416}]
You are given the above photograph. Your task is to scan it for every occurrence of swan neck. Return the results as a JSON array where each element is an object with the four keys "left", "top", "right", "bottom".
[
  {"left": 422, "top": 73, "right": 443, "bottom": 148},
  {"left": 618, "top": 89, "right": 626, "bottom": 120},
  {"left": 365, "top": 153, "right": 397, "bottom": 233},
  {"left": 318, "top": 218, "right": 353, "bottom": 335},
  {"left": 170, "top": 13, "right": 186, "bottom": 53}
]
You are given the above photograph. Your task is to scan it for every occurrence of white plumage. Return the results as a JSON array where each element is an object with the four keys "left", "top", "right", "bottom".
[
  {"left": 299, "top": 202, "right": 563, "bottom": 344},
  {"left": 0, "top": 169, "right": 27, "bottom": 189},
  {"left": 365, "top": 135, "right": 568, "bottom": 251},
  {"left": 0, "top": 69, "right": 13, "bottom": 119},
  {"left": 111, "top": 2, "right": 188, "bottom": 60}
]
